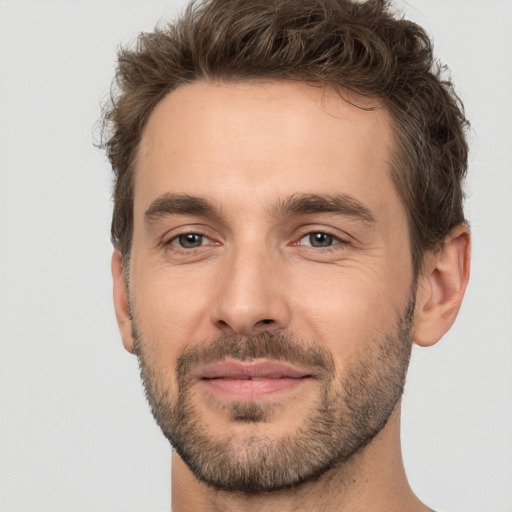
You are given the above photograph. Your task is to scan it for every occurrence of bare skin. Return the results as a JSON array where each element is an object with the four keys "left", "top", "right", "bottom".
[{"left": 112, "top": 81, "right": 470, "bottom": 512}]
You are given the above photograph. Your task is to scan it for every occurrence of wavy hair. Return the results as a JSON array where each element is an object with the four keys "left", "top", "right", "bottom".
[{"left": 101, "top": 0, "right": 469, "bottom": 274}]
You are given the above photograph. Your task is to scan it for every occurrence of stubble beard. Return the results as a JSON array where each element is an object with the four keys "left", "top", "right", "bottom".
[{"left": 132, "top": 298, "right": 415, "bottom": 494}]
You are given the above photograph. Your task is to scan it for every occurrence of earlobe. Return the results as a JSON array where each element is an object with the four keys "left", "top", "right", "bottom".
[
  {"left": 111, "top": 250, "right": 135, "bottom": 354},
  {"left": 413, "top": 225, "right": 471, "bottom": 347}
]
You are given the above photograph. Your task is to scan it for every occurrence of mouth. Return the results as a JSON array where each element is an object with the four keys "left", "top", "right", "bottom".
[{"left": 194, "top": 359, "right": 315, "bottom": 399}]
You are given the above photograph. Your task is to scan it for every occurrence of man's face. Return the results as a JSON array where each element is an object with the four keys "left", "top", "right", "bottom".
[{"left": 125, "top": 81, "right": 416, "bottom": 492}]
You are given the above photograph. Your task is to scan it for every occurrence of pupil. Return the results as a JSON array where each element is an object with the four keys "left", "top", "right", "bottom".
[
  {"left": 310, "top": 233, "right": 333, "bottom": 247},
  {"left": 179, "top": 234, "right": 202, "bottom": 248}
]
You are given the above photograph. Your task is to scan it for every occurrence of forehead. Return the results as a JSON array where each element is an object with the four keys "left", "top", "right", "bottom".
[{"left": 135, "top": 80, "right": 400, "bottom": 219}]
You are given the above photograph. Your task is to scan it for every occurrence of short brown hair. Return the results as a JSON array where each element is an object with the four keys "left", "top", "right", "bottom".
[{"left": 101, "top": 0, "right": 469, "bottom": 274}]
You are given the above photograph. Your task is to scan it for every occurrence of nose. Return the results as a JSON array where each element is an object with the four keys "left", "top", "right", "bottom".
[{"left": 211, "top": 243, "right": 291, "bottom": 336}]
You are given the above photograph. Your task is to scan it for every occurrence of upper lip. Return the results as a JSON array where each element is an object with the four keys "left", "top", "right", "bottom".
[{"left": 194, "top": 359, "right": 313, "bottom": 380}]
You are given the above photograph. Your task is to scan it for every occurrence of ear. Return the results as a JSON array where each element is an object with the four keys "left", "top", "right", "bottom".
[
  {"left": 111, "top": 249, "right": 135, "bottom": 354},
  {"left": 413, "top": 225, "right": 471, "bottom": 347}
]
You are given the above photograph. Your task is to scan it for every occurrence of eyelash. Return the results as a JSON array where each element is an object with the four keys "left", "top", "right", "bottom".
[
  {"left": 164, "top": 232, "right": 217, "bottom": 251},
  {"left": 163, "top": 229, "right": 349, "bottom": 254},
  {"left": 294, "top": 230, "right": 350, "bottom": 250}
]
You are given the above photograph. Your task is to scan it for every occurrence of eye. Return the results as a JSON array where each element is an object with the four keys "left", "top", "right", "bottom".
[
  {"left": 171, "top": 233, "right": 209, "bottom": 249},
  {"left": 298, "top": 232, "right": 341, "bottom": 248}
]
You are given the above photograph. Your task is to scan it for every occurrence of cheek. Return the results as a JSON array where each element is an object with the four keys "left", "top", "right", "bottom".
[
  {"left": 130, "top": 263, "right": 216, "bottom": 351},
  {"left": 290, "top": 267, "right": 406, "bottom": 363}
]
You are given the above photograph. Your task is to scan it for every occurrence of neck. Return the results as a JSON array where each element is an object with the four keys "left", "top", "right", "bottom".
[{"left": 170, "top": 406, "right": 431, "bottom": 512}]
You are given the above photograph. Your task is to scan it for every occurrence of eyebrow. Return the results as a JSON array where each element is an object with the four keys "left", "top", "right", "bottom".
[
  {"left": 144, "top": 193, "right": 218, "bottom": 223},
  {"left": 271, "top": 193, "right": 376, "bottom": 224},
  {"left": 143, "top": 192, "right": 375, "bottom": 225}
]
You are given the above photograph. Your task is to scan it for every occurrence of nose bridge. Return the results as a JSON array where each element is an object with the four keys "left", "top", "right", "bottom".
[{"left": 212, "top": 236, "right": 290, "bottom": 336}]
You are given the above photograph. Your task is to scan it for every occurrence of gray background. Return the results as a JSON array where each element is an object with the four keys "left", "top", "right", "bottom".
[{"left": 0, "top": 0, "right": 511, "bottom": 510}]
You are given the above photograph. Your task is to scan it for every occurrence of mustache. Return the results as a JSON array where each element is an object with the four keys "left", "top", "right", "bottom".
[{"left": 175, "top": 331, "right": 335, "bottom": 379}]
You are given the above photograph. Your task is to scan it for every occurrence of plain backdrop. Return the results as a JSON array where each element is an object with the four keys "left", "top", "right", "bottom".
[{"left": 0, "top": 1, "right": 511, "bottom": 511}]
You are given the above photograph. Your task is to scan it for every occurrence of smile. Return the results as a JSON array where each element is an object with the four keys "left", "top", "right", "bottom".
[{"left": 195, "top": 359, "right": 314, "bottom": 399}]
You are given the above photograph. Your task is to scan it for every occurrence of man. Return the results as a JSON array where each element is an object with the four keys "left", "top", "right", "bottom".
[{"left": 101, "top": 0, "right": 470, "bottom": 510}]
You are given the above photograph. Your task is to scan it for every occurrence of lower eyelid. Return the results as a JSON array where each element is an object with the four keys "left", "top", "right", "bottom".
[
  {"left": 167, "top": 233, "right": 225, "bottom": 252},
  {"left": 297, "top": 232, "right": 346, "bottom": 245},
  {"left": 163, "top": 230, "right": 349, "bottom": 250},
  {"left": 171, "top": 234, "right": 208, "bottom": 247}
]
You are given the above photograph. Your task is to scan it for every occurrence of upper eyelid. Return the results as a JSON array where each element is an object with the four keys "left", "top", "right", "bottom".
[
  {"left": 294, "top": 233, "right": 350, "bottom": 249},
  {"left": 163, "top": 233, "right": 220, "bottom": 255},
  {"left": 169, "top": 232, "right": 207, "bottom": 242},
  {"left": 160, "top": 225, "right": 217, "bottom": 242},
  {"left": 299, "top": 231, "right": 345, "bottom": 241},
  {"left": 294, "top": 226, "right": 352, "bottom": 243},
  {"left": 158, "top": 224, "right": 353, "bottom": 246},
  {"left": 166, "top": 232, "right": 217, "bottom": 248}
]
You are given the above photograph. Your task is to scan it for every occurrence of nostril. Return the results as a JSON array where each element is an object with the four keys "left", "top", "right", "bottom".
[{"left": 260, "top": 319, "right": 274, "bottom": 325}]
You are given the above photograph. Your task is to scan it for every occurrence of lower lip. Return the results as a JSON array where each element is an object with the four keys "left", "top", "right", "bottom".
[{"left": 200, "top": 377, "right": 311, "bottom": 399}]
